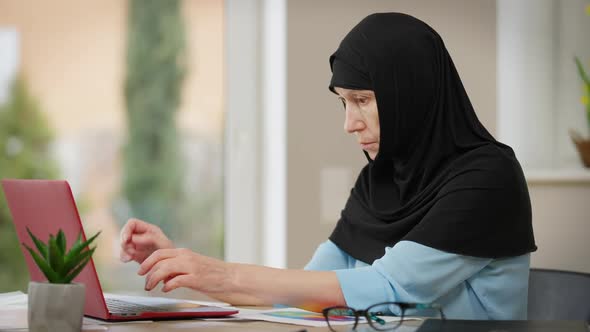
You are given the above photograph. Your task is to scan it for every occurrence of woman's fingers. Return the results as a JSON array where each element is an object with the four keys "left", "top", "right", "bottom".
[
  {"left": 139, "top": 250, "right": 231, "bottom": 295},
  {"left": 144, "top": 256, "right": 186, "bottom": 290},
  {"left": 120, "top": 234, "right": 153, "bottom": 262},
  {"left": 120, "top": 219, "right": 172, "bottom": 263},
  {"left": 120, "top": 218, "right": 150, "bottom": 244},
  {"left": 138, "top": 248, "right": 184, "bottom": 276},
  {"left": 131, "top": 232, "right": 158, "bottom": 246},
  {"left": 120, "top": 247, "right": 135, "bottom": 262},
  {"left": 162, "top": 274, "right": 195, "bottom": 292}
]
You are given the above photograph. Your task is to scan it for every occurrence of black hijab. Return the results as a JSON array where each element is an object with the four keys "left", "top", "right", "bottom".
[{"left": 328, "top": 13, "right": 536, "bottom": 264}]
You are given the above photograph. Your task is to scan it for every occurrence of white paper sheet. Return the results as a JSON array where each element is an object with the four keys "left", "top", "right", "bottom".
[
  {"left": 0, "top": 291, "right": 27, "bottom": 307},
  {"left": 0, "top": 292, "right": 152, "bottom": 328},
  {"left": 0, "top": 307, "right": 108, "bottom": 330},
  {"left": 234, "top": 307, "right": 418, "bottom": 327}
]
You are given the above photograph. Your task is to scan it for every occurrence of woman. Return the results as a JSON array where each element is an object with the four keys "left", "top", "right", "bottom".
[{"left": 120, "top": 13, "right": 536, "bottom": 319}]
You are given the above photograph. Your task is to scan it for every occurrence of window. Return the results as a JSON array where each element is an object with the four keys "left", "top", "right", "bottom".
[{"left": 0, "top": 0, "right": 226, "bottom": 296}]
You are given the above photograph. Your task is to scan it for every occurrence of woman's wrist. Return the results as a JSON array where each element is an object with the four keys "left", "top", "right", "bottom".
[
  {"left": 225, "top": 263, "right": 345, "bottom": 309},
  {"left": 214, "top": 262, "right": 267, "bottom": 305},
  {"left": 158, "top": 236, "right": 175, "bottom": 250},
  {"left": 225, "top": 262, "right": 242, "bottom": 294}
]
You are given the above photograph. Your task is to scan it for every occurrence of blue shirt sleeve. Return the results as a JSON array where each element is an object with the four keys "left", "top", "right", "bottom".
[
  {"left": 302, "top": 239, "right": 530, "bottom": 319},
  {"left": 304, "top": 240, "right": 354, "bottom": 271},
  {"left": 335, "top": 240, "right": 492, "bottom": 312}
]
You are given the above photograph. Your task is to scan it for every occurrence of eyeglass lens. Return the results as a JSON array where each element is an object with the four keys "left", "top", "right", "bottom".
[
  {"left": 325, "top": 307, "right": 358, "bottom": 332},
  {"left": 365, "top": 303, "right": 403, "bottom": 331},
  {"left": 325, "top": 303, "right": 404, "bottom": 332}
]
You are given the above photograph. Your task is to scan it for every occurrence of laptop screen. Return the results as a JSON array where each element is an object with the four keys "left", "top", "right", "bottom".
[{"left": 2, "top": 179, "right": 109, "bottom": 318}]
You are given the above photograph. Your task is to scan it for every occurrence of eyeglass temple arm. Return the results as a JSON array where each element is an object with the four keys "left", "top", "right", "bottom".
[{"left": 403, "top": 303, "right": 446, "bottom": 320}]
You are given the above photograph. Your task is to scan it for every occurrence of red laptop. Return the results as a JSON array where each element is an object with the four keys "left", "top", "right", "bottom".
[{"left": 1, "top": 179, "right": 239, "bottom": 321}]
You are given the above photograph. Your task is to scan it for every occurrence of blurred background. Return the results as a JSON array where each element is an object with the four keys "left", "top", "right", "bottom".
[
  {"left": 0, "top": 0, "right": 589, "bottom": 298},
  {"left": 0, "top": 0, "right": 224, "bottom": 296}
]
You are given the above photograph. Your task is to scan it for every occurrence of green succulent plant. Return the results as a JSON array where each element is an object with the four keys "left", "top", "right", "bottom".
[
  {"left": 22, "top": 227, "right": 100, "bottom": 284},
  {"left": 574, "top": 5, "right": 590, "bottom": 131},
  {"left": 574, "top": 56, "right": 590, "bottom": 130}
]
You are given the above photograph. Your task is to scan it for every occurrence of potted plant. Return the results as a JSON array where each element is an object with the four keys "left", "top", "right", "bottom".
[
  {"left": 572, "top": 57, "right": 590, "bottom": 167},
  {"left": 22, "top": 227, "right": 100, "bottom": 332},
  {"left": 571, "top": 5, "right": 590, "bottom": 167}
]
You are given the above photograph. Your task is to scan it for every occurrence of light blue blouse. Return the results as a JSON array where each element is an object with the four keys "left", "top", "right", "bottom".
[{"left": 304, "top": 240, "right": 530, "bottom": 320}]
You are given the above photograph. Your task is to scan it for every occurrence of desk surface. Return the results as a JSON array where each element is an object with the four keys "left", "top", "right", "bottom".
[
  {"left": 85, "top": 320, "right": 420, "bottom": 332},
  {"left": 0, "top": 307, "right": 423, "bottom": 332}
]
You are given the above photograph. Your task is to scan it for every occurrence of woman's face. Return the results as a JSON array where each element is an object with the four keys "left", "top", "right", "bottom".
[{"left": 334, "top": 87, "right": 380, "bottom": 160}]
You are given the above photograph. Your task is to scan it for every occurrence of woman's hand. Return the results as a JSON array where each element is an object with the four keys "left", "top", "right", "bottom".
[
  {"left": 119, "top": 218, "right": 174, "bottom": 263},
  {"left": 138, "top": 248, "right": 234, "bottom": 295},
  {"left": 137, "top": 248, "right": 345, "bottom": 309}
]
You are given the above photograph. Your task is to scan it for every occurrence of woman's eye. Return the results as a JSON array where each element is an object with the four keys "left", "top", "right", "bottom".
[{"left": 357, "top": 98, "right": 368, "bottom": 105}]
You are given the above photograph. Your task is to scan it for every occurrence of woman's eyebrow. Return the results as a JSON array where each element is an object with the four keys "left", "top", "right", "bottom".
[
  {"left": 336, "top": 90, "right": 373, "bottom": 99},
  {"left": 351, "top": 92, "right": 373, "bottom": 98}
]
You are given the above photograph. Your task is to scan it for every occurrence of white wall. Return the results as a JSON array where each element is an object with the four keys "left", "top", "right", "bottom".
[{"left": 528, "top": 184, "right": 590, "bottom": 273}]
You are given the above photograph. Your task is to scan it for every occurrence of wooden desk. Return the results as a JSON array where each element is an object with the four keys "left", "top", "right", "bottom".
[
  {"left": 105, "top": 321, "right": 422, "bottom": 332},
  {"left": 0, "top": 306, "right": 423, "bottom": 332},
  {"left": 93, "top": 320, "right": 421, "bottom": 332}
]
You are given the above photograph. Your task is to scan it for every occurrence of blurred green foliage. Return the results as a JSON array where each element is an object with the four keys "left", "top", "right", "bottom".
[
  {"left": 0, "top": 77, "right": 59, "bottom": 292},
  {"left": 574, "top": 56, "right": 590, "bottom": 130},
  {"left": 121, "top": 0, "right": 186, "bottom": 237}
]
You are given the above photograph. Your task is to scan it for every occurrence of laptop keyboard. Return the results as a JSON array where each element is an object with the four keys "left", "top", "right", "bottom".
[{"left": 106, "top": 298, "right": 168, "bottom": 314}]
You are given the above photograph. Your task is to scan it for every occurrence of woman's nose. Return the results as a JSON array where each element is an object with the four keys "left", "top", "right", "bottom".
[{"left": 344, "top": 108, "right": 365, "bottom": 133}]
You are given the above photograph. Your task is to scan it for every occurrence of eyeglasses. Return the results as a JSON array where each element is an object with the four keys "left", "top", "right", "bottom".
[{"left": 322, "top": 302, "right": 445, "bottom": 332}]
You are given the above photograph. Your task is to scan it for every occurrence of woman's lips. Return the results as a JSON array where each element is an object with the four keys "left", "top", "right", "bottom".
[{"left": 360, "top": 142, "right": 377, "bottom": 150}]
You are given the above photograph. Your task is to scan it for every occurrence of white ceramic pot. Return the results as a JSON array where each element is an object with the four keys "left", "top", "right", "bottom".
[{"left": 28, "top": 281, "right": 85, "bottom": 332}]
